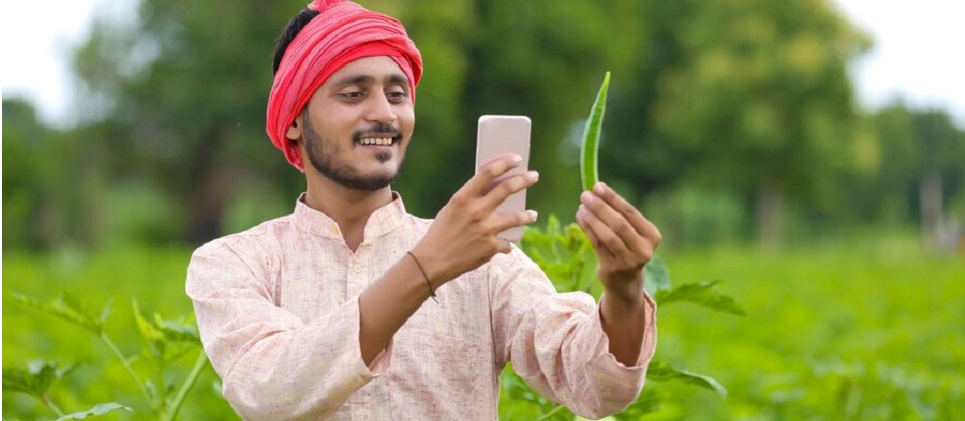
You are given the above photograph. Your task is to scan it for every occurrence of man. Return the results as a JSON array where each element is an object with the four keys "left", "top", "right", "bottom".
[{"left": 186, "top": 0, "right": 660, "bottom": 419}]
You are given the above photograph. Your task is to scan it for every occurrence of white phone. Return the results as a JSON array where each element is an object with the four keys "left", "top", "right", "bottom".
[{"left": 475, "top": 115, "right": 532, "bottom": 242}]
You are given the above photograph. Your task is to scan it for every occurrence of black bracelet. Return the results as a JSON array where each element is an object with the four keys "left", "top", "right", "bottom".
[{"left": 407, "top": 251, "right": 438, "bottom": 303}]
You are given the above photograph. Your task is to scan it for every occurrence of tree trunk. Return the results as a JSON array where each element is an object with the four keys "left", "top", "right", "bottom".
[
  {"left": 756, "top": 182, "right": 785, "bottom": 251},
  {"left": 919, "top": 172, "right": 942, "bottom": 250},
  {"left": 185, "top": 162, "right": 239, "bottom": 245}
]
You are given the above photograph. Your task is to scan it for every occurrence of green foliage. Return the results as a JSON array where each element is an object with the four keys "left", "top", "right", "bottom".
[
  {"left": 654, "top": 243, "right": 965, "bottom": 419},
  {"left": 506, "top": 215, "right": 741, "bottom": 419},
  {"left": 654, "top": 280, "right": 746, "bottom": 316},
  {"left": 3, "top": 360, "right": 133, "bottom": 420},
  {"left": 645, "top": 360, "right": 727, "bottom": 397},
  {"left": 7, "top": 292, "right": 106, "bottom": 334},
  {"left": 3, "top": 360, "right": 76, "bottom": 397},
  {"left": 57, "top": 403, "right": 135, "bottom": 420},
  {"left": 580, "top": 71, "right": 610, "bottom": 191},
  {"left": 518, "top": 215, "right": 598, "bottom": 295},
  {"left": 843, "top": 104, "right": 965, "bottom": 224},
  {"left": 5, "top": 237, "right": 962, "bottom": 419},
  {"left": 5, "top": 0, "right": 963, "bottom": 251},
  {"left": 3, "top": 290, "right": 209, "bottom": 420}
]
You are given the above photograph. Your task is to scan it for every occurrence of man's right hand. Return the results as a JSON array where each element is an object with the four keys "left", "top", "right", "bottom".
[{"left": 411, "top": 154, "right": 539, "bottom": 288}]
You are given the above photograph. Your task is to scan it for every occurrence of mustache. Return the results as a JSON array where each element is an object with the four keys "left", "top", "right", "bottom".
[{"left": 352, "top": 124, "right": 403, "bottom": 141}]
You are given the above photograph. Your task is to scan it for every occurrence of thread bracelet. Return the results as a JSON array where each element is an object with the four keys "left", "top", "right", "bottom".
[{"left": 406, "top": 251, "right": 438, "bottom": 303}]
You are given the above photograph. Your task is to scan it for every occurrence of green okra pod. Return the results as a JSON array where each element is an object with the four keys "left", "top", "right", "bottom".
[{"left": 580, "top": 71, "right": 610, "bottom": 192}]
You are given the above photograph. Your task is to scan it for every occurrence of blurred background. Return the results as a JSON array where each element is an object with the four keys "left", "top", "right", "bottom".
[{"left": 3, "top": 0, "right": 963, "bottom": 419}]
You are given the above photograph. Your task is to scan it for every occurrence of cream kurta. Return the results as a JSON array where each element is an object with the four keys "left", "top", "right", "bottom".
[{"left": 186, "top": 194, "right": 657, "bottom": 420}]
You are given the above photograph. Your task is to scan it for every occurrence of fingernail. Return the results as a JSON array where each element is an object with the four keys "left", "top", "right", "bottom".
[
  {"left": 528, "top": 171, "right": 539, "bottom": 181},
  {"left": 528, "top": 210, "right": 538, "bottom": 221},
  {"left": 594, "top": 182, "right": 606, "bottom": 194},
  {"left": 581, "top": 191, "right": 595, "bottom": 203},
  {"left": 511, "top": 154, "right": 523, "bottom": 163}
]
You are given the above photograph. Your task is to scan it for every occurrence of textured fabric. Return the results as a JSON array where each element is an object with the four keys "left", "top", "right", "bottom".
[
  {"left": 266, "top": 0, "right": 423, "bottom": 171},
  {"left": 186, "top": 193, "right": 657, "bottom": 420}
]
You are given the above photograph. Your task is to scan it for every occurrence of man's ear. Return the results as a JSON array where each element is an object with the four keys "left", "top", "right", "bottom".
[{"left": 286, "top": 113, "right": 303, "bottom": 142}]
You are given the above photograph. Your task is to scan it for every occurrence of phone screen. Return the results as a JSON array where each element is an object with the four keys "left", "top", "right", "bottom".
[{"left": 475, "top": 115, "right": 532, "bottom": 242}]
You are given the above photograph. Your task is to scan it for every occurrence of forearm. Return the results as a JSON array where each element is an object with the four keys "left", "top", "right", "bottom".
[
  {"left": 357, "top": 253, "right": 437, "bottom": 364},
  {"left": 599, "top": 279, "right": 648, "bottom": 366}
]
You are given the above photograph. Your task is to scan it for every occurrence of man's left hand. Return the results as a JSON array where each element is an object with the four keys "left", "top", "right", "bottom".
[{"left": 576, "top": 182, "right": 662, "bottom": 299}]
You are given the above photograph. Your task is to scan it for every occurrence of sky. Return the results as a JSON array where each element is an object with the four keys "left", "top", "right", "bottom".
[{"left": 2, "top": 0, "right": 964, "bottom": 128}]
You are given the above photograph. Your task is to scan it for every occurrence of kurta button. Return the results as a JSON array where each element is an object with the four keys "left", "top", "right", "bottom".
[{"left": 353, "top": 264, "right": 362, "bottom": 273}]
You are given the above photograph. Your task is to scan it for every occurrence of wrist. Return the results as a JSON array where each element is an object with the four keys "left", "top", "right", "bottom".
[
  {"left": 603, "top": 281, "right": 646, "bottom": 309},
  {"left": 406, "top": 251, "right": 438, "bottom": 302},
  {"left": 602, "top": 277, "right": 645, "bottom": 307},
  {"left": 408, "top": 245, "right": 452, "bottom": 289}
]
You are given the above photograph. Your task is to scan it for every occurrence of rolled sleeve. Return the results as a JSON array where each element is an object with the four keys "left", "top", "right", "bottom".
[{"left": 489, "top": 247, "right": 658, "bottom": 419}]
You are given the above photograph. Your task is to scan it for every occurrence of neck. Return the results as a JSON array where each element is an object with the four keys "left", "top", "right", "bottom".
[{"left": 304, "top": 174, "right": 394, "bottom": 251}]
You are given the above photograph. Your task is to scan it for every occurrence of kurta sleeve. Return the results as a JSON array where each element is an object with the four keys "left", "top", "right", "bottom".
[
  {"left": 489, "top": 246, "right": 657, "bottom": 419},
  {"left": 185, "top": 239, "right": 392, "bottom": 421}
]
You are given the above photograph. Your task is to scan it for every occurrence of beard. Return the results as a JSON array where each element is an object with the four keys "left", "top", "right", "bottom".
[{"left": 302, "top": 115, "right": 406, "bottom": 191}]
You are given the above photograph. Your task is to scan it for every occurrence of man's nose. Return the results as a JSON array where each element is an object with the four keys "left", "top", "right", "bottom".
[{"left": 365, "top": 92, "right": 397, "bottom": 124}]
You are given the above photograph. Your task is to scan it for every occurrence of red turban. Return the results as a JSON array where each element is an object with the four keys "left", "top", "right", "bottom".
[{"left": 266, "top": 0, "right": 423, "bottom": 171}]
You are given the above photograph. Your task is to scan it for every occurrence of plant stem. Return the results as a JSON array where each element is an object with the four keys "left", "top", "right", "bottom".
[
  {"left": 101, "top": 332, "right": 152, "bottom": 404},
  {"left": 532, "top": 404, "right": 567, "bottom": 421},
  {"left": 163, "top": 350, "right": 208, "bottom": 421},
  {"left": 42, "top": 394, "right": 66, "bottom": 417}
]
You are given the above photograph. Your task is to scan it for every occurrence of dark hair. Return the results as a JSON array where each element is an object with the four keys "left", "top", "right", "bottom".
[{"left": 272, "top": 8, "right": 321, "bottom": 75}]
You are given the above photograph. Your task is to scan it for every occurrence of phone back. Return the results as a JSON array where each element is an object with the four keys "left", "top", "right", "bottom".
[{"left": 475, "top": 115, "right": 532, "bottom": 242}]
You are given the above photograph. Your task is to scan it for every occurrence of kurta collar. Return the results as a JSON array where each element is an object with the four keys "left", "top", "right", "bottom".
[{"left": 292, "top": 192, "right": 407, "bottom": 241}]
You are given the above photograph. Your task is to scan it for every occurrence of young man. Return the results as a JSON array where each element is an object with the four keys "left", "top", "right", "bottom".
[{"left": 186, "top": 1, "right": 661, "bottom": 419}]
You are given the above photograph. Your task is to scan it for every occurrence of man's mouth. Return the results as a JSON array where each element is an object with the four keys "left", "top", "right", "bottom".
[{"left": 356, "top": 137, "right": 399, "bottom": 146}]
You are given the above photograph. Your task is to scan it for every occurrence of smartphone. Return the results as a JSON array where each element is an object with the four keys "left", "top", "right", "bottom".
[{"left": 475, "top": 115, "right": 532, "bottom": 242}]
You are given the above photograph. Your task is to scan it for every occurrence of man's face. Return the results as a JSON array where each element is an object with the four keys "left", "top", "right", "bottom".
[{"left": 291, "top": 56, "right": 415, "bottom": 190}]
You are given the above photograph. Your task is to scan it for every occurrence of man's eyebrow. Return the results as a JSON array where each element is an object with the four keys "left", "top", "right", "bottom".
[
  {"left": 331, "top": 75, "right": 374, "bottom": 87},
  {"left": 330, "top": 73, "right": 409, "bottom": 88},
  {"left": 387, "top": 73, "right": 409, "bottom": 86}
]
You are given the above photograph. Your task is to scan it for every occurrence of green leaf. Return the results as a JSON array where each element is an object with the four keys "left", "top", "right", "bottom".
[
  {"left": 646, "top": 360, "right": 728, "bottom": 396},
  {"left": 7, "top": 292, "right": 104, "bottom": 334},
  {"left": 580, "top": 71, "right": 610, "bottom": 191},
  {"left": 654, "top": 280, "right": 746, "bottom": 315},
  {"left": 56, "top": 403, "right": 133, "bottom": 420},
  {"left": 521, "top": 217, "right": 599, "bottom": 294},
  {"left": 614, "top": 387, "right": 664, "bottom": 419},
  {"left": 132, "top": 299, "right": 164, "bottom": 343},
  {"left": 2, "top": 360, "right": 75, "bottom": 398},
  {"left": 153, "top": 315, "right": 202, "bottom": 344},
  {"left": 643, "top": 254, "right": 672, "bottom": 296}
]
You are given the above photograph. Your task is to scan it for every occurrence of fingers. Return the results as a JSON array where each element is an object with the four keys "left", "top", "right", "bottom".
[
  {"left": 578, "top": 182, "right": 662, "bottom": 269},
  {"left": 587, "top": 182, "right": 662, "bottom": 246},
  {"left": 577, "top": 203, "right": 626, "bottom": 260},
  {"left": 459, "top": 154, "right": 524, "bottom": 199},
  {"left": 480, "top": 170, "right": 539, "bottom": 210},
  {"left": 490, "top": 209, "right": 539, "bottom": 235}
]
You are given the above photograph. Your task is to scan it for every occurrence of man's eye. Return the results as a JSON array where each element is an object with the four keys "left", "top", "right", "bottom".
[
  {"left": 341, "top": 91, "right": 364, "bottom": 99},
  {"left": 386, "top": 91, "right": 409, "bottom": 102}
]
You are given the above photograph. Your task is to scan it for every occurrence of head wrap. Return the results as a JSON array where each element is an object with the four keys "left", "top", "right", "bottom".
[{"left": 266, "top": 0, "right": 423, "bottom": 171}]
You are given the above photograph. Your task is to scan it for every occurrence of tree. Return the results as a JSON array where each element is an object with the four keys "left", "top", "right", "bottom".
[
  {"left": 72, "top": 0, "right": 303, "bottom": 244},
  {"left": 70, "top": 0, "right": 654, "bottom": 242},
  {"left": 604, "top": 0, "right": 871, "bottom": 248},
  {"left": 861, "top": 104, "right": 965, "bottom": 248},
  {"left": 3, "top": 99, "right": 110, "bottom": 250}
]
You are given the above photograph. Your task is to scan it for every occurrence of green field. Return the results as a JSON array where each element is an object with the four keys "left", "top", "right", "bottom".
[{"left": 3, "top": 238, "right": 964, "bottom": 420}]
